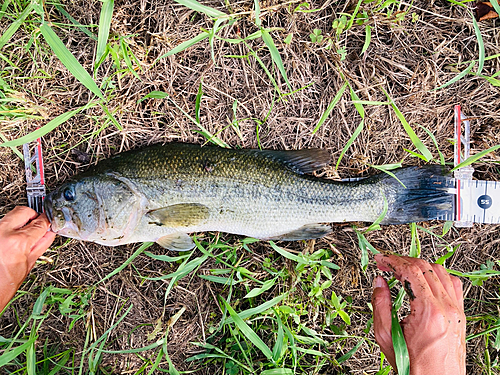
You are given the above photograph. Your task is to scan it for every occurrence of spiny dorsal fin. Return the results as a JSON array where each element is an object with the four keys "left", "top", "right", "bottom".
[
  {"left": 147, "top": 203, "right": 209, "bottom": 227},
  {"left": 248, "top": 149, "right": 331, "bottom": 175}
]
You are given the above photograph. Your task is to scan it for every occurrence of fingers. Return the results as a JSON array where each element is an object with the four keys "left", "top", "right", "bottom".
[
  {"left": 374, "top": 254, "right": 434, "bottom": 301},
  {"left": 451, "top": 275, "right": 464, "bottom": 311},
  {"left": 28, "top": 230, "right": 56, "bottom": 270},
  {"left": 17, "top": 213, "right": 52, "bottom": 245},
  {"left": 372, "top": 276, "right": 396, "bottom": 369},
  {"left": 0, "top": 206, "right": 39, "bottom": 230},
  {"left": 375, "top": 253, "right": 464, "bottom": 309},
  {"left": 431, "top": 263, "right": 458, "bottom": 305}
]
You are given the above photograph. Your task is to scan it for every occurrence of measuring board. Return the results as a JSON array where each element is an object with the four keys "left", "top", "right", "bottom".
[
  {"left": 23, "top": 137, "right": 45, "bottom": 214},
  {"left": 456, "top": 180, "right": 500, "bottom": 224}
]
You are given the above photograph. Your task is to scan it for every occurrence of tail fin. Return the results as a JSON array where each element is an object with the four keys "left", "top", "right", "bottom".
[{"left": 379, "top": 166, "right": 455, "bottom": 224}]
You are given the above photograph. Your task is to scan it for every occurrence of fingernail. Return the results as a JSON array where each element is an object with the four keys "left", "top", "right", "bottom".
[{"left": 373, "top": 276, "right": 385, "bottom": 289}]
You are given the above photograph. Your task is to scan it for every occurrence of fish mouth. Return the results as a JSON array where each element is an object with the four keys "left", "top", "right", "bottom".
[
  {"left": 44, "top": 194, "right": 54, "bottom": 223},
  {"left": 43, "top": 193, "right": 78, "bottom": 235}
]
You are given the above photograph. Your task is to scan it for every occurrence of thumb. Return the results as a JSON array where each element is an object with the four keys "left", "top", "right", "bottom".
[{"left": 372, "top": 275, "right": 396, "bottom": 369}]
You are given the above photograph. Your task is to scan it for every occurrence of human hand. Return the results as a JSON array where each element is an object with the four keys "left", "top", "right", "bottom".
[
  {"left": 372, "top": 254, "right": 466, "bottom": 375},
  {"left": 0, "top": 206, "right": 56, "bottom": 311}
]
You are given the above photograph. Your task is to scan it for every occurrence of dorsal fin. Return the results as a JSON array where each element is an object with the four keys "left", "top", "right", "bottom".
[{"left": 248, "top": 149, "right": 330, "bottom": 174}]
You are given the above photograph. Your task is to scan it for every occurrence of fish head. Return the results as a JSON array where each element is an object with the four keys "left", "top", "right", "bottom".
[{"left": 45, "top": 174, "right": 142, "bottom": 243}]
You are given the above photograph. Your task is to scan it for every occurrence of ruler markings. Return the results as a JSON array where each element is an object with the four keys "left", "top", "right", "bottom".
[{"left": 483, "top": 182, "right": 487, "bottom": 223}]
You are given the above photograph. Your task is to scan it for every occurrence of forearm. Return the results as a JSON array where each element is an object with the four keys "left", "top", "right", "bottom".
[{"left": 0, "top": 264, "right": 23, "bottom": 311}]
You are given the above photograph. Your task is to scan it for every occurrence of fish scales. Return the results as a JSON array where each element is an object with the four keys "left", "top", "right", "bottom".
[{"left": 45, "top": 143, "right": 454, "bottom": 251}]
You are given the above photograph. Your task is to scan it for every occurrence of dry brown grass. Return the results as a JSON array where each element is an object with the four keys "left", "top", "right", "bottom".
[{"left": 1, "top": 0, "right": 499, "bottom": 373}]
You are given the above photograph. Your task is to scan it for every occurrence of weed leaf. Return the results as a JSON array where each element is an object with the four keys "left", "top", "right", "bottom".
[
  {"left": 383, "top": 90, "right": 432, "bottom": 161},
  {"left": 261, "top": 369, "right": 294, "bottom": 375},
  {"left": 99, "top": 242, "right": 153, "bottom": 284},
  {"left": 173, "top": 0, "right": 226, "bottom": 18},
  {"left": 261, "top": 28, "right": 292, "bottom": 92},
  {"left": 361, "top": 25, "right": 371, "bottom": 54},
  {"left": 391, "top": 309, "right": 410, "bottom": 375},
  {"left": 225, "top": 294, "right": 286, "bottom": 324},
  {"left": 222, "top": 299, "right": 274, "bottom": 361},
  {"left": 0, "top": 2, "right": 34, "bottom": 50},
  {"left": 337, "top": 339, "right": 363, "bottom": 364},
  {"left": 471, "top": 12, "right": 485, "bottom": 76},
  {"left": 336, "top": 119, "right": 364, "bottom": 169},
  {"left": 39, "top": 23, "right": 104, "bottom": 99},
  {"left": 156, "top": 31, "right": 209, "bottom": 60},
  {"left": 452, "top": 144, "right": 500, "bottom": 171},
  {"left": 0, "top": 102, "right": 97, "bottom": 148},
  {"left": 245, "top": 278, "right": 276, "bottom": 298},
  {"left": 0, "top": 337, "right": 37, "bottom": 366},
  {"left": 96, "top": 0, "right": 114, "bottom": 68},
  {"left": 434, "top": 61, "right": 474, "bottom": 90},
  {"left": 313, "top": 82, "right": 347, "bottom": 135}
]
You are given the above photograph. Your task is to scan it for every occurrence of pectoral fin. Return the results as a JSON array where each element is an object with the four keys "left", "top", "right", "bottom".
[
  {"left": 157, "top": 232, "right": 195, "bottom": 251},
  {"left": 267, "top": 224, "right": 332, "bottom": 241},
  {"left": 147, "top": 203, "right": 209, "bottom": 228}
]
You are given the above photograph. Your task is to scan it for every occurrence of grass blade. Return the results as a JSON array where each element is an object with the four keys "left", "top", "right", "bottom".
[
  {"left": 39, "top": 23, "right": 104, "bottom": 99},
  {"left": 0, "top": 2, "right": 34, "bottom": 50},
  {"left": 138, "top": 90, "right": 228, "bottom": 147},
  {"left": 225, "top": 294, "right": 286, "bottom": 324},
  {"left": 489, "top": 0, "right": 500, "bottom": 15},
  {"left": 198, "top": 274, "right": 238, "bottom": 285},
  {"left": 0, "top": 102, "right": 97, "bottom": 147},
  {"left": 471, "top": 11, "right": 485, "bottom": 76},
  {"left": 361, "top": 25, "right": 371, "bottom": 54},
  {"left": 195, "top": 80, "right": 203, "bottom": 123},
  {"left": 348, "top": 83, "right": 365, "bottom": 119},
  {"left": 245, "top": 278, "right": 276, "bottom": 298},
  {"left": 336, "top": 120, "right": 364, "bottom": 169},
  {"left": 145, "top": 253, "right": 209, "bottom": 281},
  {"left": 254, "top": 0, "right": 261, "bottom": 27},
  {"left": 433, "top": 61, "right": 474, "bottom": 90},
  {"left": 0, "top": 337, "right": 37, "bottom": 365},
  {"left": 144, "top": 251, "right": 190, "bottom": 262},
  {"left": 120, "top": 38, "right": 141, "bottom": 79},
  {"left": 391, "top": 308, "right": 410, "bottom": 375},
  {"left": 261, "top": 28, "right": 292, "bottom": 92},
  {"left": 337, "top": 339, "right": 364, "bottom": 364},
  {"left": 418, "top": 124, "right": 445, "bottom": 165},
  {"left": 346, "top": 0, "right": 363, "bottom": 30},
  {"left": 98, "top": 242, "right": 153, "bottom": 284},
  {"left": 313, "top": 82, "right": 347, "bottom": 135},
  {"left": 156, "top": 31, "right": 209, "bottom": 61},
  {"left": 222, "top": 299, "right": 274, "bottom": 362},
  {"left": 474, "top": 73, "right": 500, "bottom": 87},
  {"left": 209, "top": 18, "right": 225, "bottom": 64},
  {"left": 55, "top": 5, "right": 97, "bottom": 41},
  {"left": 409, "top": 223, "right": 421, "bottom": 258},
  {"left": 173, "top": 0, "right": 226, "bottom": 18},
  {"left": 95, "top": 0, "right": 114, "bottom": 68},
  {"left": 261, "top": 369, "right": 293, "bottom": 375},
  {"left": 383, "top": 89, "right": 432, "bottom": 161},
  {"left": 100, "top": 103, "right": 123, "bottom": 130},
  {"left": 451, "top": 144, "right": 500, "bottom": 171}
]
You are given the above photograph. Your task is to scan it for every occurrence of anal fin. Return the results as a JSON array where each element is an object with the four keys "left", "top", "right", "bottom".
[
  {"left": 267, "top": 224, "right": 332, "bottom": 241},
  {"left": 157, "top": 232, "right": 195, "bottom": 251}
]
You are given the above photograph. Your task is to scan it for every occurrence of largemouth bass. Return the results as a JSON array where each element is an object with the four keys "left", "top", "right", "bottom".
[{"left": 44, "top": 143, "right": 454, "bottom": 251}]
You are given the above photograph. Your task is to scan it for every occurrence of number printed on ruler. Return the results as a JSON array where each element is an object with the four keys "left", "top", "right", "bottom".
[{"left": 458, "top": 180, "right": 500, "bottom": 224}]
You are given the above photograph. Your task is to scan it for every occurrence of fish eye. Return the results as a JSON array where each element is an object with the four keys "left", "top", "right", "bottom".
[{"left": 63, "top": 187, "right": 76, "bottom": 202}]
